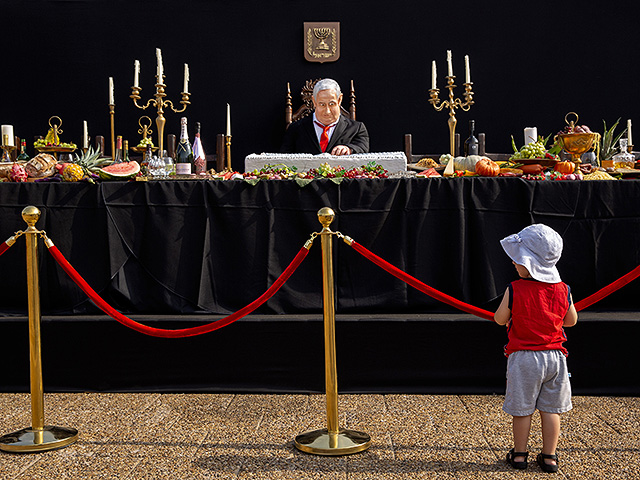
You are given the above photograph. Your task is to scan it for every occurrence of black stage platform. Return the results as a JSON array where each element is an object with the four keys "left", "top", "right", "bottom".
[{"left": 1, "top": 312, "right": 638, "bottom": 396}]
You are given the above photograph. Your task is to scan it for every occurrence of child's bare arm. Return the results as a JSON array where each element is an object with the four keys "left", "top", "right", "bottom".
[
  {"left": 494, "top": 288, "right": 511, "bottom": 325},
  {"left": 563, "top": 294, "right": 578, "bottom": 327}
]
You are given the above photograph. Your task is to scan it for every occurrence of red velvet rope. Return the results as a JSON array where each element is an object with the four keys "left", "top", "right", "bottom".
[
  {"left": 350, "top": 241, "right": 495, "bottom": 321},
  {"left": 574, "top": 264, "right": 640, "bottom": 311},
  {"left": 47, "top": 244, "right": 309, "bottom": 338},
  {"left": 0, "top": 241, "right": 10, "bottom": 258}
]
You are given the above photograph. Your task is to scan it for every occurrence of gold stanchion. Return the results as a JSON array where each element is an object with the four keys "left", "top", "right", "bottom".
[
  {"left": 294, "top": 207, "right": 370, "bottom": 456},
  {"left": 0, "top": 206, "right": 78, "bottom": 453}
]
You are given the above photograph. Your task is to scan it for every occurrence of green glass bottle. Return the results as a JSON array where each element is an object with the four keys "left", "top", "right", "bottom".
[{"left": 17, "top": 139, "right": 30, "bottom": 161}]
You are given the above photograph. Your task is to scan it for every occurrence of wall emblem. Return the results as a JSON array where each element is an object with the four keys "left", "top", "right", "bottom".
[{"left": 304, "top": 22, "right": 340, "bottom": 63}]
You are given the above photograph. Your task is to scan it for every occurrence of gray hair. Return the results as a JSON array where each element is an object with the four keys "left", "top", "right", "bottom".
[{"left": 313, "top": 78, "right": 342, "bottom": 99}]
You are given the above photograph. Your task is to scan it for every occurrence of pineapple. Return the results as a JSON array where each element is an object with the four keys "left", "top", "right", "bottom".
[
  {"left": 62, "top": 163, "right": 84, "bottom": 182},
  {"left": 72, "top": 147, "right": 113, "bottom": 177}
]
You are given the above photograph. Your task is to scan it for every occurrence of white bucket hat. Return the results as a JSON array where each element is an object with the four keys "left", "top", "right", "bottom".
[{"left": 500, "top": 224, "right": 563, "bottom": 283}]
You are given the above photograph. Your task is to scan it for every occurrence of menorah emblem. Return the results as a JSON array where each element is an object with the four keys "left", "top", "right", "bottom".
[
  {"left": 304, "top": 22, "right": 340, "bottom": 63},
  {"left": 313, "top": 28, "right": 331, "bottom": 50}
]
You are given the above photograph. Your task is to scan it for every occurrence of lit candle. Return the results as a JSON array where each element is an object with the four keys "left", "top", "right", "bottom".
[
  {"left": 83, "top": 121, "right": 88, "bottom": 149},
  {"left": 431, "top": 60, "right": 437, "bottom": 89},
  {"left": 134, "top": 60, "right": 140, "bottom": 88},
  {"left": 628, "top": 119, "right": 633, "bottom": 147},
  {"left": 226, "top": 103, "right": 231, "bottom": 137},
  {"left": 109, "top": 77, "right": 114, "bottom": 105},
  {"left": 156, "top": 48, "right": 163, "bottom": 78},
  {"left": 183, "top": 63, "right": 189, "bottom": 93},
  {"left": 1, "top": 125, "right": 14, "bottom": 147},
  {"left": 464, "top": 55, "right": 471, "bottom": 83},
  {"left": 447, "top": 50, "right": 453, "bottom": 77}
]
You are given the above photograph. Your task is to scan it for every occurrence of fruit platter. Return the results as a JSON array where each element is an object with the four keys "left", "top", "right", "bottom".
[{"left": 33, "top": 116, "right": 77, "bottom": 156}]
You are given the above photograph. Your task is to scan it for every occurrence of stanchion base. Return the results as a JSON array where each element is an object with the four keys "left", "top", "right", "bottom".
[
  {"left": 0, "top": 426, "right": 78, "bottom": 453},
  {"left": 294, "top": 428, "right": 370, "bottom": 456}
]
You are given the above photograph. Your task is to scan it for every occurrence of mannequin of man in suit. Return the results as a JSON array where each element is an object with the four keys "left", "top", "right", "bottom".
[{"left": 281, "top": 78, "right": 370, "bottom": 155}]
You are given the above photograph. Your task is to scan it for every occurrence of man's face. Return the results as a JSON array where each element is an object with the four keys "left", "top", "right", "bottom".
[{"left": 312, "top": 89, "right": 343, "bottom": 126}]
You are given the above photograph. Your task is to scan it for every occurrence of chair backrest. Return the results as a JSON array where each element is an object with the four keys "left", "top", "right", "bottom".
[{"left": 285, "top": 79, "right": 357, "bottom": 128}]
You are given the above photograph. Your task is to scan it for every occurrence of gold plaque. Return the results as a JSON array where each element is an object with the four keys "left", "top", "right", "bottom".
[{"left": 304, "top": 22, "right": 340, "bottom": 63}]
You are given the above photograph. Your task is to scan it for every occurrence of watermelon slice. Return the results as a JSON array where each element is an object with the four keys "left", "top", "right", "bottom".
[{"left": 98, "top": 161, "right": 141, "bottom": 180}]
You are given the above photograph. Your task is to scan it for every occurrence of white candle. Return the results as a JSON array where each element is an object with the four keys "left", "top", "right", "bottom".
[
  {"left": 83, "top": 121, "right": 88, "bottom": 149},
  {"left": 447, "top": 50, "right": 453, "bottom": 77},
  {"left": 183, "top": 63, "right": 189, "bottom": 93},
  {"left": 109, "top": 77, "right": 114, "bottom": 105},
  {"left": 156, "top": 48, "right": 163, "bottom": 78},
  {"left": 431, "top": 60, "right": 437, "bottom": 89},
  {"left": 464, "top": 55, "right": 471, "bottom": 83},
  {"left": 226, "top": 103, "right": 231, "bottom": 136},
  {"left": 134, "top": 60, "right": 140, "bottom": 88},
  {"left": 628, "top": 119, "right": 633, "bottom": 147},
  {"left": 524, "top": 127, "right": 538, "bottom": 145},
  {"left": 1, "top": 125, "right": 14, "bottom": 147}
]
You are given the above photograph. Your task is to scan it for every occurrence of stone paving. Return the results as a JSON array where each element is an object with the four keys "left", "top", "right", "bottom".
[{"left": 0, "top": 393, "right": 638, "bottom": 479}]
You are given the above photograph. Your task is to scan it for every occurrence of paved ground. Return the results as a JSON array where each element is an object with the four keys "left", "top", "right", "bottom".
[{"left": 0, "top": 393, "right": 638, "bottom": 479}]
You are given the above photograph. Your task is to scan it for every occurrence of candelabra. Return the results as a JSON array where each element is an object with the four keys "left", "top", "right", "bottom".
[
  {"left": 428, "top": 76, "right": 474, "bottom": 158},
  {"left": 130, "top": 76, "right": 190, "bottom": 156}
]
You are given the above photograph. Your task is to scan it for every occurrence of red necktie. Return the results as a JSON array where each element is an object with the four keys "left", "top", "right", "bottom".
[{"left": 315, "top": 121, "right": 332, "bottom": 152}]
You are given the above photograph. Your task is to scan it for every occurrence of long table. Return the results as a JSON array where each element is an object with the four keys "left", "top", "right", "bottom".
[
  {"left": 1, "top": 178, "right": 640, "bottom": 394},
  {"left": 2, "top": 178, "right": 639, "bottom": 315}
]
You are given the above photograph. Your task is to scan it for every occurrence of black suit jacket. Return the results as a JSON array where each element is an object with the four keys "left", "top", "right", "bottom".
[{"left": 280, "top": 115, "right": 370, "bottom": 154}]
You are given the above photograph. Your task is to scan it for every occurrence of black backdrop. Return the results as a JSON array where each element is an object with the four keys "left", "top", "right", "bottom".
[{"left": 3, "top": 0, "right": 639, "bottom": 167}]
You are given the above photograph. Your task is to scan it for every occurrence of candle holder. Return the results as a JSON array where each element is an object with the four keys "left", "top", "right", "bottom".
[
  {"left": 109, "top": 104, "right": 115, "bottom": 159},
  {"left": 1, "top": 145, "right": 16, "bottom": 163},
  {"left": 428, "top": 75, "right": 474, "bottom": 158},
  {"left": 130, "top": 77, "right": 190, "bottom": 157},
  {"left": 225, "top": 135, "right": 231, "bottom": 170}
]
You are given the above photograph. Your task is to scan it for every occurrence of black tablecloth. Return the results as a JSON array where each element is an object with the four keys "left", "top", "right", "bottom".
[{"left": 1, "top": 178, "right": 640, "bottom": 316}]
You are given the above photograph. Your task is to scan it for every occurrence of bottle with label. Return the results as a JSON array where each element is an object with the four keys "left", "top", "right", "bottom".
[
  {"left": 122, "top": 140, "right": 130, "bottom": 163},
  {"left": 464, "top": 120, "right": 479, "bottom": 156},
  {"left": 192, "top": 122, "right": 206, "bottom": 174},
  {"left": 175, "top": 117, "right": 194, "bottom": 175},
  {"left": 141, "top": 144, "right": 152, "bottom": 176},
  {"left": 17, "top": 139, "right": 30, "bottom": 161},
  {"left": 113, "top": 136, "right": 123, "bottom": 163}
]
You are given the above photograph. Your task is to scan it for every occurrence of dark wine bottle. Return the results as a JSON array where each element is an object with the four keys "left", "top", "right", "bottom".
[
  {"left": 175, "top": 117, "right": 194, "bottom": 175},
  {"left": 113, "top": 136, "right": 123, "bottom": 163},
  {"left": 17, "top": 139, "right": 30, "bottom": 161},
  {"left": 464, "top": 120, "right": 479, "bottom": 156}
]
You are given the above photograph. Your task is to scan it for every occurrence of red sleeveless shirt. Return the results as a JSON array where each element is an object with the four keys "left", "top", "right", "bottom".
[{"left": 504, "top": 278, "right": 571, "bottom": 356}]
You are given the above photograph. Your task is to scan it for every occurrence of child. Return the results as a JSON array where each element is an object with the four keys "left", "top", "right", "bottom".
[{"left": 494, "top": 224, "right": 578, "bottom": 473}]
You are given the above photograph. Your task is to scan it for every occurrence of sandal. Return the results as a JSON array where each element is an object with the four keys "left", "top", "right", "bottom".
[
  {"left": 506, "top": 448, "right": 529, "bottom": 470},
  {"left": 536, "top": 452, "right": 559, "bottom": 473}
]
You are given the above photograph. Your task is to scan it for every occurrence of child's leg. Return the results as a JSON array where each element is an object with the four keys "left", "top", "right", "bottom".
[
  {"left": 512, "top": 414, "right": 532, "bottom": 460},
  {"left": 539, "top": 411, "right": 560, "bottom": 465}
]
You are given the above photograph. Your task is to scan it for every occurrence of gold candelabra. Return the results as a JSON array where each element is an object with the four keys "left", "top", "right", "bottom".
[
  {"left": 428, "top": 76, "right": 474, "bottom": 157},
  {"left": 130, "top": 76, "right": 190, "bottom": 156}
]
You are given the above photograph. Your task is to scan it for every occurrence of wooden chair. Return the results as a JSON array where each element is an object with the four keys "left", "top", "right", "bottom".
[
  {"left": 285, "top": 79, "right": 357, "bottom": 128},
  {"left": 404, "top": 132, "right": 511, "bottom": 164}
]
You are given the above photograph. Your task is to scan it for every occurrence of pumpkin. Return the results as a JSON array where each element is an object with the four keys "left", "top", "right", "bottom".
[
  {"left": 554, "top": 161, "right": 575, "bottom": 175},
  {"left": 449, "top": 155, "right": 482, "bottom": 172},
  {"left": 474, "top": 158, "right": 500, "bottom": 177}
]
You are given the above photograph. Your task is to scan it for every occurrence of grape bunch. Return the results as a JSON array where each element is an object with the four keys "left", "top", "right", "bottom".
[{"left": 510, "top": 138, "right": 547, "bottom": 160}]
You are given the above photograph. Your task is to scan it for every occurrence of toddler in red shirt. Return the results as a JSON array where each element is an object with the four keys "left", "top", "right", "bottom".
[{"left": 494, "top": 224, "right": 578, "bottom": 473}]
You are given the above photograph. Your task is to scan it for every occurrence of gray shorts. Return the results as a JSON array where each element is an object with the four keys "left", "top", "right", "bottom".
[{"left": 503, "top": 349, "right": 572, "bottom": 417}]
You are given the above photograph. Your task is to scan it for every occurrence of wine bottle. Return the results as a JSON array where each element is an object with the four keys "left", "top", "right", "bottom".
[
  {"left": 192, "top": 122, "right": 206, "bottom": 174},
  {"left": 175, "top": 117, "right": 194, "bottom": 175},
  {"left": 17, "top": 139, "right": 30, "bottom": 161},
  {"left": 123, "top": 140, "right": 130, "bottom": 162},
  {"left": 113, "top": 135, "right": 123, "bottom": 163},
  {"left": 464, "top": 120, "right": 479, "bottom": 156}
]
